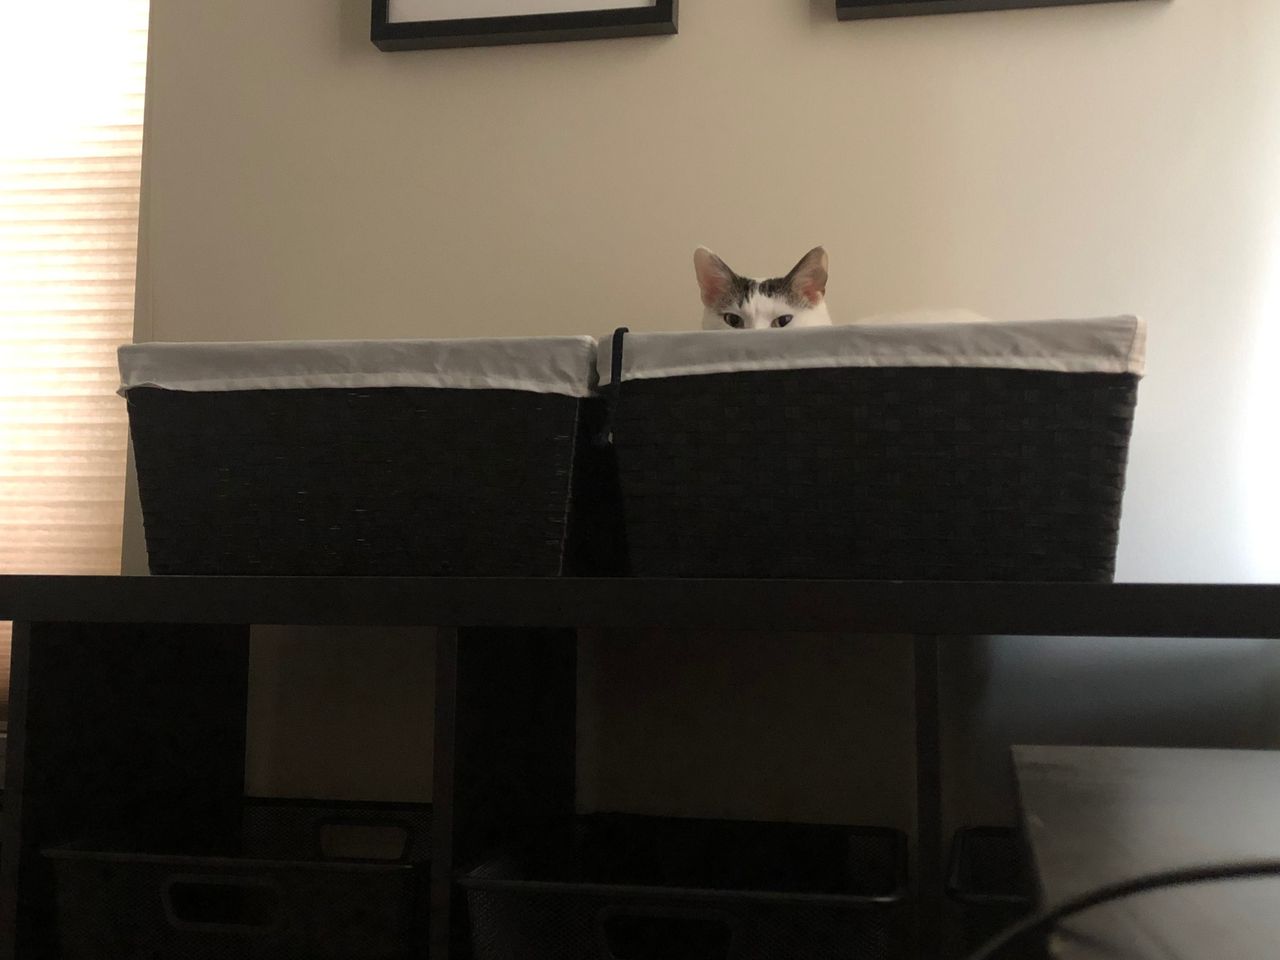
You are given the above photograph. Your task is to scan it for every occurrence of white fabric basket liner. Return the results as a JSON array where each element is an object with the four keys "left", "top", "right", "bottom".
[
  {"left": 118, "top": 336, "right": 599, "bottom": 399},
  {"left": 597, "top": 316, "right": 1146, "bottom": 385}
]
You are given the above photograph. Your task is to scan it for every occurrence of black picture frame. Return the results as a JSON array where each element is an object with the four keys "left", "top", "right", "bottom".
[
  {"left": 838, "top": 0, "right": 1148, "bottom": 19},
  {"left": 371, "top": 0, "right": 677, "bottom": 51}
]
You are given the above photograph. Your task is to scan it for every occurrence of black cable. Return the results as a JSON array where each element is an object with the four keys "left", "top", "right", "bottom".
[{"left": 964, "top": 858, "right": 1280, "bottom": 960}]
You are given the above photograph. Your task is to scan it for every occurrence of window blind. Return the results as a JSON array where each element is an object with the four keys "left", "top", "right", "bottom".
[{"left": 0, "top": 2, "right": 150, "bottom": 708}]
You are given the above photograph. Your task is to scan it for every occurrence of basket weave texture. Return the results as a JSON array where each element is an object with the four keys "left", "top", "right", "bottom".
[
  {"left": 128, "top": 386, "right": 618, "bottom": 576},
  {"left": 611, "top": 367, "right": 1139, "bottom": 580},
  {"left": 46, "top": 801, "right": 431, "bottom": 960},
  {"left": 462, "top": 814, "right": 909, "bottom": 960}
]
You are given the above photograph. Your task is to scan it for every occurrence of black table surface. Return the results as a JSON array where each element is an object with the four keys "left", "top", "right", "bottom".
[
  {"left": 1014, "top": 745, "right": 1280, "bottom": 960},
  {"left": 0, "top": 575, "right": 1278, "bottom": 635}
]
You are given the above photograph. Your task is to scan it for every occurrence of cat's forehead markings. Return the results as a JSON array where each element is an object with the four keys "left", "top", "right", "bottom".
[
  {"left": 728, "top": 274, "right": 801, "bottom": 310},
  {"left": 758, "top": 277, "right": 790, "bottom": 299},
  {"left": 729, "top": 275, "right": 757, "bottom": 306}
]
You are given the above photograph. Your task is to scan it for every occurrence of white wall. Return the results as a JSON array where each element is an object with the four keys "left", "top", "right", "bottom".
[{"left": 129, "top": 0, "right": 1280, "bottom": 817}]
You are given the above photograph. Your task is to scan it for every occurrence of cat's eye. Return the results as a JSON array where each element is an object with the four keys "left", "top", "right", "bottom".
[
  {"left": 722, "top": 314, "right": 744, "bottom": 329},
  {"left": 773, "top": 315, "right": 793, "bottom": 328}
]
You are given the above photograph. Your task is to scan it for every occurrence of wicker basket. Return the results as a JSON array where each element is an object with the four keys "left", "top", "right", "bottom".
[
  {"left": 600, "top": 318, "right": 1144, "bottom": 581},
  {"left": 45, "top": 800, "right": 432, "bottom": 960},
  {"left": 944, "top": 827, "right": 1034, "bottom": 958},
  {"left": 461, "top": 814, "right": 909, "bottom": 960},
  {"left": 121, "top": 337, "right": 622, "bottom": 576}
]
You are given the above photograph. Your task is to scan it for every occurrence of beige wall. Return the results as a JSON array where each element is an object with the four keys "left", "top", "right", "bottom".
[
  {"left": 577, "top": 629, "right": 915, "bottom": 824},
  {"left": 128, "top": 0, "right": 1280, "bottom": 818},
  {"left": 245, "top": 625, "right": 435, "bottom": 802}
]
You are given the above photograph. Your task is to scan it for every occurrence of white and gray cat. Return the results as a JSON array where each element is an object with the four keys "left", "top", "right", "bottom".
[
  {"left": 695, "top": 247, "right": 993, "bottom": 329},
  {"left": 694, "top": 246, "right": 832, "bottom": 330}
]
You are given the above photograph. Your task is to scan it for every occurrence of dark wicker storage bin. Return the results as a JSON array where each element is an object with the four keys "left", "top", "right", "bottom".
[
  {"left": 122, "top": 337, "right": 621, "bottom": 576},
  {"left": 44, "top": 800, "right": 431, "bottom": 960},
  {"left": 460, "top": 814, "right": 909, "bottom": 960},
  {"left": 601, "top": 319, "right": 1143, "bottom": 580},
  {"left": 944, "top": 827, "right": 1034, "bottom": 958}
]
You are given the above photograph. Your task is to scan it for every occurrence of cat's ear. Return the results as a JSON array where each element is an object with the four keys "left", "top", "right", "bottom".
[
  {"left": 786, "top": 246, "right": 828, "bottom": 306},
  {"left": 694, "top": 247, "right": 736, "bottom": 308}
]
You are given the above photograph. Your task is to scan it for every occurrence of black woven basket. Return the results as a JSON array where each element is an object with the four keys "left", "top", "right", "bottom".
[
  {"left": 944, "top": 827, "right": 1034, "bottom": 958},
  {"left": 44, "top": 799, "right": 431, "bottom": 960},
  {"left": 128, "top": 386, "right": 623, "bottom": 576},
  {"left": 608, "top": 365, "right": 1138, "bottom": 580},
  {"left": 460, "top": 813, "right": 909, "bottom": 960}
]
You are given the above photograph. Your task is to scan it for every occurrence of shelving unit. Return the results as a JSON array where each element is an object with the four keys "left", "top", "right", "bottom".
[{"left": 0, "top": 575, "right": 1277, "bottom": 960}]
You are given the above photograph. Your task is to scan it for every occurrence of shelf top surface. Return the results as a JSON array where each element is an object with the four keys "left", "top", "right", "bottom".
[
  {"left": 1015, "top": 745, "right": 1280, "bottom": 959},
  {"left": 0, "top": 575, "right": 1277, "bottom": 636}
]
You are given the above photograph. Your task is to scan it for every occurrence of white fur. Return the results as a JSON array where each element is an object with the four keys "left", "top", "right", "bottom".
[{"left": 700, "top": 291, "right": 832, "bottom": 330}]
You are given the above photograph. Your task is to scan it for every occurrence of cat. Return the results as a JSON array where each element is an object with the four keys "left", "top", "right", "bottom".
[{"left": 694, "top": 246, "right": 832, "bottom": 330}]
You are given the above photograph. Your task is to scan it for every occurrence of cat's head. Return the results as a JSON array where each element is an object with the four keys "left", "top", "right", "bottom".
[{"left": 694, "top": 246, "right": 831, "bottom": 330}]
